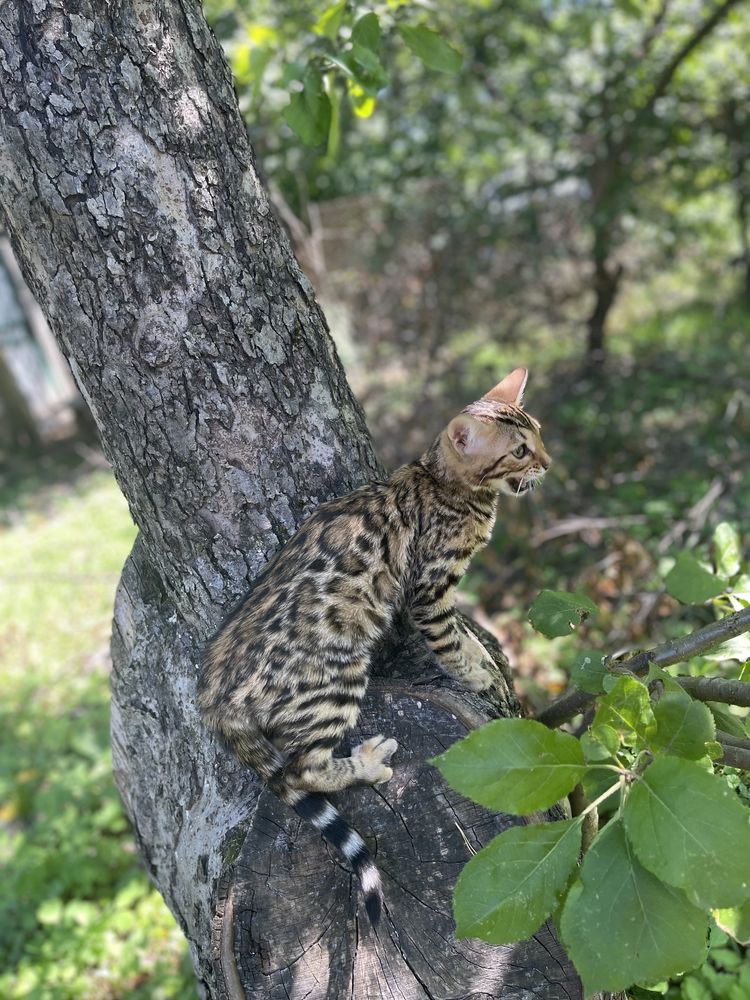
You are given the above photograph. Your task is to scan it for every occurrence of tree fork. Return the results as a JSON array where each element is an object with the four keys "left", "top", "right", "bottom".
[{"left": 0, "top": 1, "right": 585, "bottom": 997}]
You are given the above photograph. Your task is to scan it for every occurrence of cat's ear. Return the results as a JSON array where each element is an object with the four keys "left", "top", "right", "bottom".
[
  {"left": 483, "top": 367, "right": 528, "bottom": 406},
  {"left": 446, "top": 415, "right": 488, "bottom": 456}
]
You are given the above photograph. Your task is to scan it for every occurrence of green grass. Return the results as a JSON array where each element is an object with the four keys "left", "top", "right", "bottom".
[{"left": 0, "top": 460, "right": 196, "bottom": 999}]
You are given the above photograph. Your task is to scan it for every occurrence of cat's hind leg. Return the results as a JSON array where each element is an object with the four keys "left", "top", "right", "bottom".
[{"left": 286, "top": 736, "right": 398, "bottom": 794}]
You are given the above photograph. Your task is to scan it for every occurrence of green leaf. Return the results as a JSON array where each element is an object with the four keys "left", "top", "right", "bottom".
[
  {"left": 713, "top": 898, "right": 750, "bottom": 944},
  {"left": 351, "top": 43, "right": 387, "bottom": 86},
  {"left": 432, "top": 718, "right": 586, "bottom": 814},
  {"left": 282, "top": 70, "right": 332, "bottom": 146},
  {"left": 580, "top": 731, "right": 614, "bottom": 764},
  {"left": 700, "top": 633, "right": 750, "bottom": 663},
  {"left": 707, "top": 702, "right": 748, "bottom": 739},
  {"left": 728, "top": 573, "right": 750, "bottom": 609},
  {"left": 665, "top": 553, "right": 726, "bottom": 604},
  {"left": 650, "top": 693, "right": 716, "bottom": 760},
  {"left": 591, "top": 675, "right": 656, "bottom": 750},
  {"left": 560, "top": 820, "right": 708, "bottom": 994},
  {"left": 714, "top": 523, "right": 742, "bottom": 579},
  {"left": 569, "top": 649, "right": 608, "bottom": 693},
  {"left": 315, "top": 0, "right": 347, "bottom": 39},
  {"left": 623, "top": 756, "right": 750, "bottom": 908},
  {"left": 454, "top": 819, "right": 582, "bottom": 943},
  {"left": 324, "top": 52, "right": 356, "bottom": 81},
  {"left": 528, "top": 589, "right": 598, "bottom": 638},
  {"left": 347, "top": 81, "right": 375, "bottom": 117},
  {"left": 681, "top": 977, "right": 712, "bottom": 1000},
  {"left": 351, "top": 12, "right": 380, "bottom": 51},
  {"left": 397, "top": 25, "right": 463, "bottom": 73},
  {"left": 645, "top": 661, "right": 675, "bottom": 687},
  {"left": 280, "top": 61, "right": 306, "bottom": 86},
  {"left": 579, "top": 733, "right": 621, "bottom": 809}
]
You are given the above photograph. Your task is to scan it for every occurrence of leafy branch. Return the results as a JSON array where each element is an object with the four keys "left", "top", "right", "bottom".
[
  {"left": 639, "top": 0, "right": 745, "bottom": 119},
  {"left": 432, "top": 522, "right": 750, "bottom": 994},
  {"left": 536, "top": 605, "right": 750, "bottom": 728},
  {"left": 277, "top": 5, "right": 463, "bottom": 149}
]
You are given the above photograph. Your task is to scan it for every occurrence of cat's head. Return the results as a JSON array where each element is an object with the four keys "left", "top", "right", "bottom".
[{"left": 443, "top": 368, "right": 551, "bottom": 496}]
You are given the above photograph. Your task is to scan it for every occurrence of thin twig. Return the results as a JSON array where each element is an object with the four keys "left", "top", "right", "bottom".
[
  {"left": 639, "top": 0, "right": 743, "bottom": 118},
  {"left": 532, "top": 515, "right": 647, "bottom": 545},
  {"left": 657, "top": 476, "right": 725, "bottom": 554}
]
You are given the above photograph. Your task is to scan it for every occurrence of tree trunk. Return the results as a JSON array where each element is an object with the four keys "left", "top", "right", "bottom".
[
  {"left": 585, "top": 238, "right": 623, "bottom": 361},
  {"left": 0, "top": 249, "right": 42, "bottom": 449},
  {"left": 0, "top": 2, "right": 584, "bottom": 997},
  {"left": 0, "top": 234, "right": 79, "bottom": 406},
  {"left": 723, "top": 100, "right": 750, "bottom": 304},
  {"left": 0, "top": 347, "right": 42, "bottom": 449}
]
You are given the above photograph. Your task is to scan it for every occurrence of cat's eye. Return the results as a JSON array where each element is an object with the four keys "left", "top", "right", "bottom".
[{"left": 513, "top": 444, "right": 529, "bottom": 458}]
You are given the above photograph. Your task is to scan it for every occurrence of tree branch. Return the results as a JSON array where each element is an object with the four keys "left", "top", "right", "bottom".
[
  {"left": 675, "top": 675, "right": 750, "bottom": 707},
  {"left": 532, "top": 515, "right": 647, "bottom": 545},
  {"left": 536, "top": 606, "right": 750, "bottom": 728},
  {"left": 638, "top": 0, "right": 673, "bottom": 61},
  {"left": 640, "top": 0, "right": 744, "bottom": 117},
  {"left": 717, "top": 743, "right": 750, "bottom": 770},
  {"left": 717, "top": 729, "right": 750, "bottom": 749},
  {"left": 715, "top": 731, "right": 750, "bottom": 769},
  {"left": 595, "top": 0, "right": 671, "bottom": 110},
  {"left": 604, "top": 0, "right": 745, "bottom": 163}
]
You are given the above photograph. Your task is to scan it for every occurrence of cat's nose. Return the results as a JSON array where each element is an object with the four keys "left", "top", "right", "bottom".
[{"left": 539, "top": 452, "right": 551, "bottom": 471}]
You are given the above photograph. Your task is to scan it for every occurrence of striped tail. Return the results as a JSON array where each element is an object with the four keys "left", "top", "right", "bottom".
[
  {"left": 225, "top": 728, "right": 383, "bottom": 925},
  {"left": 280, "top": 787, "right": 384, "bottom": 926}
]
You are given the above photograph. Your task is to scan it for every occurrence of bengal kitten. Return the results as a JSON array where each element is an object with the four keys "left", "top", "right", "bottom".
[{"left": 199, "top": 367, "right": 550, "bottom": 924}]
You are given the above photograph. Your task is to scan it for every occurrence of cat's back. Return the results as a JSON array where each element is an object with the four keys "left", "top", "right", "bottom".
[{"left": 198, "top": 476, "right": 412, "bottom": 716}]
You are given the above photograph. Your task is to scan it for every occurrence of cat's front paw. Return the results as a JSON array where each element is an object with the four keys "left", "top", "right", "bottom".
[{"left": 459, "top": 628, "right": 495, "bottom": 692}]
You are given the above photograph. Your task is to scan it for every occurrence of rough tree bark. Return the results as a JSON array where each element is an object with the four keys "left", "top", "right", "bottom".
[
  {"left": 722, "top": 99, "right": 750, "bottom": 303},
  {"left": 0, "top": 2, "right": 585, "bottom": 997}
]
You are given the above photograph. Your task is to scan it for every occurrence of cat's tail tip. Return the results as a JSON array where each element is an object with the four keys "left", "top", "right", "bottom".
[
  {"left": 288, "top": 790, "right": 384, "bottom": 927},
  {"left": 359, "top": 858, "right": 383, "bottom": 927}
]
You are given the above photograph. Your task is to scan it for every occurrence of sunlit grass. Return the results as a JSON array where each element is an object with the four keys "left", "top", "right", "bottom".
[{"left": 0, "top": 467, "right": 196, "bottom": 999}]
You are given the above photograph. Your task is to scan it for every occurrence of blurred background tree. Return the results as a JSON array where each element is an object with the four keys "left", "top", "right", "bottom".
[
  {"left": 205, "top": 0, "right": 749, "bottom": 354},
  {"left": 1, "top": 0, "right": 748, "bottom": 996}
]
